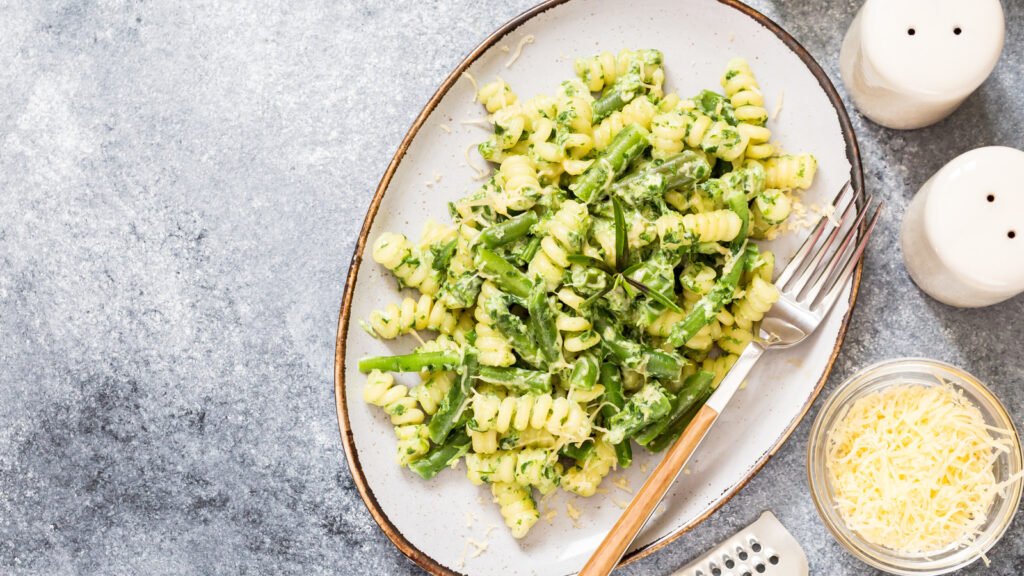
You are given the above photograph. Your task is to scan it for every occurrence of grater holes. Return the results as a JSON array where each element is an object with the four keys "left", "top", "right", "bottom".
[
  {"left": 710, "top": 561, "right": 721, "bottom": 576},
  {"left": 749, "top": 538, "right": 762, "bottom": 553},
  {"left": 736, "top": 545, "right": 748, "bottom": 561},
  {"left": 768, "top": 554, "right": 779, "bottom": 566},
  {"left": 755, "top": 564, "right": 766, "bottom": 574},
  {"left": 722, "top": 554, "right": 735, "bottom": 569}
]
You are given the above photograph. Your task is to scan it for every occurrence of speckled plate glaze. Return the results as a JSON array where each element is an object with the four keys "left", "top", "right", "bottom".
[{"left": 335, "top": 1, "right": 864, "bottom": 574}]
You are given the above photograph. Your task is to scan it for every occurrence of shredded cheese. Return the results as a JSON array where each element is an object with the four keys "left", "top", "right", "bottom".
[
  {"left": 464, "top": 143, "right": 489, "bottom": 180},
  {"left": 462, "top": 71, "right": 479, "bottom": 101},
  {"left": 505, "top": 34, "right": 536, "bottom": 68},
  {"left": 439, "top": 123, "right": 452, "bottom": 133},
  {"left": 612, "top": 476, "right": 633, "bottom": 494},
  {"left": 543, "top": 507, "right": 558, "bottom": 524},
  {"left": 460, "top": 117, "right": 492, "bottom": 128},
  {"left": 566, "top": 500, "right": 581, "bottom": 521},
  {"left": 467, "top": 537, "right": 489, "bottom": 558},
  {"left": 821, "top": 203, "right": 839, "bottom": 227},
  {"left": 826, "top": 384, "right": 1017, "bottom": 554},
  {"left": 772, "top": 90, "right": 784, "bottom": 120},
  {"left": 612, "top": 497, "right": 630, "bottom": 510}
]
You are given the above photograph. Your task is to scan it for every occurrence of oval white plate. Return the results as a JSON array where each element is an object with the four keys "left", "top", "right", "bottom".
[{"left": 335, "top": 1, "right": 864, "bottom": 574}]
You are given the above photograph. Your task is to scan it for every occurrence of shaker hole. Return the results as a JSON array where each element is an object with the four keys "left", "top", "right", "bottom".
[
  {"left": 908, "top": 28, "right": 916, "bottom": 36},
  {"left": 1010, "top": 231, "right": 1017, "bottom": 239},
  {"left": 987, "top": 194, "right": 995, "bottom": 203},
  {"left": 954, "top": 27, "right": 963, "bottom": 35}
]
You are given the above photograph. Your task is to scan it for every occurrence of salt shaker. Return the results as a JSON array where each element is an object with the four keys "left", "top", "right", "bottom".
[
  {"left": 901, "top": 146, "right": 1024, "bottom": 308},
  {"left": 839, "top": 0, "right": 1005, "bottom": 130}
]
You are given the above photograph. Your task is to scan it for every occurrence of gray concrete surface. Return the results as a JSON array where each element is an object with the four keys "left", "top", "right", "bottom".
[{"left": 0, "top": 0, "right": 1021, "bottom": 574}]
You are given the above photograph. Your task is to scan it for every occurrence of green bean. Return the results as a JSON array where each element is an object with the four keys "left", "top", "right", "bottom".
[
  {"left": 475, "top": 248, "right": 531, "bottom": 300},
  {"left": 594, "top": 313, "right": 683, "bottom": 381},
  {"left": 358, "top": 351, "right": 460, "bottom": 373},
  {"left": 479, "top": 211, "right": 539, "bottom": 248},
  {"left": 527, "top": 282, "right": 560, "bottom": 366},
  {"left": 439, "top": 273, "right": 482, "bottom": 310},
  {"left": 486, "top": 294, "right": 545, "bottom": 368},
  {"left": 428, "top": 349, "right": 478, "bottom": 444},
  {"left": 635, "top": 371, "right": 714, "bottom": 446},
  {"left": 516, "top": 236, "right": 542, "bottom": 265},
  {"left": 592, "top": 89, "right": 629, "bottom": 124},
  {"left": 666, "top": 246, "right": 751, "bottom": 348},
  {"left": 615, "top": 436, "right": 633, "bottom": 468},
  {"left": 724, "top": 186, "right": 750, "bottom": 250},
  {"left": 559, "top": 441, "right": 594, "bottom": 463},
  {"left": 476, "top": 366, "right": 552, "bottom": 394},
  {"left": 613, "top": 150, "right": 712, "bottom": 202},
  {"left": 592, "top": 73, "right": 646, "bottom": 123},
  {"left": 606, "top": 382, "right": 673, "bottom": 445},
  {"left": 695, "top": 89, "right": 738, "bottom": 125},
  {"left": 647, "top": 381, "right": 714, "bottom": 453},
  {"left": 612, "top": 195, "right": 628, "bottom": 271},
  {"left": 625, "top": 250, "right": 682, "bottom": 325},
  {"left": 572, "top": 124, "right": 651, "bottom": 203},
  {"left": 409, "top": 430, "right": 471, "bottom": 480},
  {"left": 600, "top": 363, "right": 632, "bottom": 468},
  {"left": 567, "top": 352, "right": 601, "bottom": 391}
]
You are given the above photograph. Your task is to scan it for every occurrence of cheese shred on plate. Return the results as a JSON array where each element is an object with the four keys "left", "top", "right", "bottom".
[{"left": 826, "top": 384, "right": 1015, "bottom": 553}]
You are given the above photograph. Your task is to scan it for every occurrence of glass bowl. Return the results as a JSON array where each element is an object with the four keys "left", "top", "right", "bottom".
[{"left": 808, "top": 358, "right": 1023, "bottom": 575}]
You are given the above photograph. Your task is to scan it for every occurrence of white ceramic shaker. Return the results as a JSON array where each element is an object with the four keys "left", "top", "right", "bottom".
[
  {"left": 901, "top": 147, "right": 1024, "bottom": 308},
  {"left": 840, "top": 0, "right": 1005, "bottom": 130}
]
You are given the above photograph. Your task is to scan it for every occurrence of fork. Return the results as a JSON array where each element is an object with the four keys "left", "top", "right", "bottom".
[{"left": 579, "top": 181, "right": 883, "bottom": 576}]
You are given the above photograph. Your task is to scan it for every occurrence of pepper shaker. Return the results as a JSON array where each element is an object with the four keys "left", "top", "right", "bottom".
[
  {"left": 901, "top": 146, "right": 1024, "bottom": 308},
  {"left": 840, "top": 0, "right": 1005, "bottom": 130}
]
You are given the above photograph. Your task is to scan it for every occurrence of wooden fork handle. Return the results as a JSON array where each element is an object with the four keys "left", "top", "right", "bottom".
[{"left": 578, "top": 404, "right": 720, "bottom": 576}]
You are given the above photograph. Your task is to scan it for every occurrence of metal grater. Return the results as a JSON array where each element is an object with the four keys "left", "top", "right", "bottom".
[{"left": 670, "top": 512, "right": 808, "bottom": 576}]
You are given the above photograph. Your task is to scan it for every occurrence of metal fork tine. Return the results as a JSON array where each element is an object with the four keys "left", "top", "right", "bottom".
[
  {"left": 814, "top": 201, "right": 883, "bottom": 315},
  {"left": 776, "top": 214, "right": 829, "bottom": 290},
  {"left": 776, "top": 181, "right": 853, "bottom": 289},
  {"left": 802, "top": 196, "right": 877, "bottom": 304},
  {"left": 786, "top": 191, "right": 863, "bottom": 298}
]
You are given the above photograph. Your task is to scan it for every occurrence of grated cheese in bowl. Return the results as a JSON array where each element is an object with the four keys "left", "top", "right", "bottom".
[
  {"left": 825, "top": 384, "right": 1011, "bottom": 553},
  {"left": 808, "top": 359, "right": 1024, "bottom": 573}
]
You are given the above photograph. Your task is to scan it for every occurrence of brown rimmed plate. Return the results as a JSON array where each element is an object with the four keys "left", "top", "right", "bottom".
[{"left": 335, "top": 1, "right": 863, "bottom": 574}]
